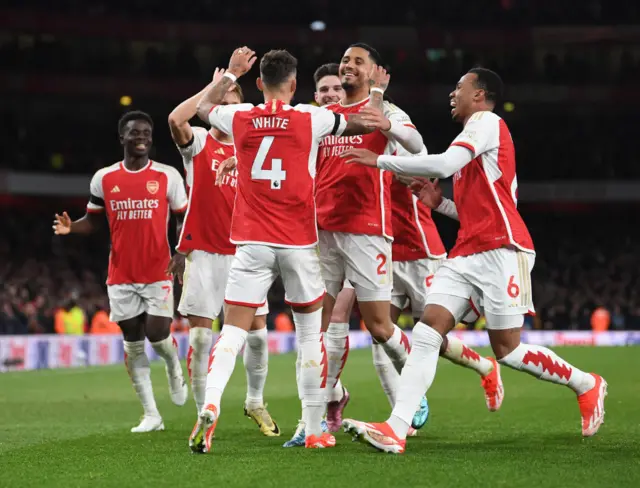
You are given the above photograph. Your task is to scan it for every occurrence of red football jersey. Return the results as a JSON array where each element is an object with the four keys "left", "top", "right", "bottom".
[
  {"left": 176, "top": 127, "right": 236, "bottom": 255},
  {"left": 316, "top": 98, "right": 415, "bottom": 239},
  {"left": 207, "top": 99, "right": 346, "bottom": 247},
  {"left": 391, "top": 176, "right": 447, "bottom": 262},
  {"left": 87, "top": 160, "right": 188, "bottom": 285},
  {"left": 448, "top": 111, "right": 534, "bottom": 258}
]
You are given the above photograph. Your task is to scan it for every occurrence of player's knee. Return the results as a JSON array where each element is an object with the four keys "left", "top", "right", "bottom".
[
  {"left": 330, "top": 308, "right": 349, "bottom": 324},
  {"left": 144, "top": 316, "right": 172, "bottom": 343},
  {"left": 421, "top": 304, "right": 455, "bottom": 335},
  {"left": 118, "top": 316, "right": 145, "bottom": 342},
  {"left": 488, "top": 326, "right": 522, "bottom": 361},
  {"left": 368, "top": 320, "right": 393, "bottom": 343}
]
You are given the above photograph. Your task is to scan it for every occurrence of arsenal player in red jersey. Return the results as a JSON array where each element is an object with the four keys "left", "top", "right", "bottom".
[
  {"left": 315, "top": 43, "right": 430, "bottom": 430},
  {"left": 187, "top": 47, "right": 374, "bottom": 453},
  {"left": 53, "top": 111, "right": 189, "bottom": 433},
  {"left": 389, "top": 148, "right": 504, "bottom": 413},
  {"left": 342, "top": 68, "right": 608, "bottom": 453},
  {"left": 168, "top": 68, "right": 279, "bottom": 437}
]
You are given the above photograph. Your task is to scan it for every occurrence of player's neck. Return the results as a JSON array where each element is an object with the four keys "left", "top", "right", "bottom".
[
  {"left": 464, "top": 105, "right": 493, "bottom": 125},
  {"left": 210, "top": 128, "right": 232, "bottom": 144},
  {"left": 123, "top": 154, "right": 149, "bottom": 171},
  {"left": 263, "top": 92, "right": 292, "bottom": 105},
  {"left": 342, "top": 86, "right": 370, "bottom": 106}
]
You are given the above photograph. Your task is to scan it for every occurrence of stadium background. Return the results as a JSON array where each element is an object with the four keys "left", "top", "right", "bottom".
[{"left": 1, "top": 0, "right": 638, "bottom": 338}]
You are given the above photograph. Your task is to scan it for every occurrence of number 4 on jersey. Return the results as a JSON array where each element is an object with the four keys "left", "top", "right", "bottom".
[{"left": 252, "top": 136, "right": 287, "bottom": 189}]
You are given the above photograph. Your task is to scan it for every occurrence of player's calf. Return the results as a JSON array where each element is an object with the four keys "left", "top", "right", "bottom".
[
  {"left": 123, "top": 339, "right": 163, "bottom": 431},
  {"left": 292, "top": 306, "right": 327, "bottom": 440},
  {"left": 188, "top": 322, "right": 213, "bottom": 413},
  {"left": 491, "top": 325, "right": 607, "bottom": 436}
]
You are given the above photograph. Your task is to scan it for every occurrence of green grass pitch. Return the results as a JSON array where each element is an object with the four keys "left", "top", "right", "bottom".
[{"left": 1, "top": 347, "right": 639, "bottom": 488}]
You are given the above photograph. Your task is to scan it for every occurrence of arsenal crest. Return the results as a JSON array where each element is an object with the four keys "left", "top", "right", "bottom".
[{"left": 146, "top": 180, "right": 159, "bottom": 194}]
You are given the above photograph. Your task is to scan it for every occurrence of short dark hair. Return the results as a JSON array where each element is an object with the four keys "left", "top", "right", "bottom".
[
  {"left": 313, "top": 63, "right": 339, "bottom": 86},
  {"left": 468, "top": 68, "right": 503, "bottom": 105},
  {"left": 348, "top": 42, "right": 383, "bottom": 66},
  {"left": 118, "top": 110, "right": 153, "bottom": 135},
  {"left": 260, "top": 50, "right": 297, "bottom": 88}
]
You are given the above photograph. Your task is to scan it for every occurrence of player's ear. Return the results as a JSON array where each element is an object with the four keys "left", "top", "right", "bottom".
[
  {"left": 290, "top": 77, "right": 297, "bottom": 94},
  {"left": 256, "top": 77, "right": 264, "bottom": 93},
  {"left": 313, "top": 92, "right": 320, "bottom": 104}
]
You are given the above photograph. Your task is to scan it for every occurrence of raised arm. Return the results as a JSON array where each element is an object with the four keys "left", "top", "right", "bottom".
[
  {"left": 169, "top": 68, "right": 225, "bottom": 146},
  {"left": 359, "top": 65, "right": 423, "bottom": 154},
  {"left": 196, "top": 46, "right": 256, "bottom": 122}
]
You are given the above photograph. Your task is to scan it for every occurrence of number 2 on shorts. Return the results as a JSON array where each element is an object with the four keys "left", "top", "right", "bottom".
[
  {"left": 376, "top": 253, "right": 387, "bottom": 275},
  {"left": 252, "top": 135, "right": 287, "bottom": 189}
]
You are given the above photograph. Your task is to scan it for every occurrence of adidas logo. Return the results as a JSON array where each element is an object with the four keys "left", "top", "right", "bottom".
[
  {"left": 215, "top": 148, "right": 226, "bottom": 155},
  {"left": 185, "top": 234, "right": 193, "bottom": 241},
  {"left": 111, "top": 185, "right": 121, "bottom": 193}
]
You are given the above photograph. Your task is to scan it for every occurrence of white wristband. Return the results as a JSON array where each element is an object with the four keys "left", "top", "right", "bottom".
[
  {"left": 223, "top": 72, "right": 237, "bottom": 83},
  {"left": 370, "top": 87, "right": 384, "bottom": 96}
]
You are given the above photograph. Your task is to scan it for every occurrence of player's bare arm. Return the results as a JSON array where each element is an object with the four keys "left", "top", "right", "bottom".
[
  {"left": 169, "top": 68, "right": 226, "bottom": 146},
  {"left": 166, "top": 211, "right": 186, "bottom": 283},
  {"left": 53, "top": 211, "right": 102, "bottom": 235},
  {"left": 216, "top": 156, "right": 237, "bottom": 186},
  {"left": 196, "top": 47, "right": 256, "bottom": 123},
  {"left": 410, "top": 178, "right": 459, "bottom": 220},
  {"left": 361, "top": 64, "right": 390, "bottom": 128}
]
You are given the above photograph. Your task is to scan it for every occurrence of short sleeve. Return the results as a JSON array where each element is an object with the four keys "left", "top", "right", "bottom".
[
  {"left": 207, "top": 103, "right": 254, "bottom": 135},
  {"left": 177, "top": 126, "right": 208, "bottom": 159},
  {"left": 383, "top": 102, "right": 415, "bottom": 128},
  {"left": 450, "top": 111, "right": 498, "bottom": 157},
  {"left": 295, "top": 104, "right": 347, "bottom": 140},
  {"left": 167, "top": 168, "right": 188, "bottom": 212},
  {"left": 87, "top": 170, "right": 105, "bottom": 213}
]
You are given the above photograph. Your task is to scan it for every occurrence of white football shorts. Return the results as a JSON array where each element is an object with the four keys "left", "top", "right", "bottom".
[
  {"left": 179, "top": 250, "right": 268, "bottom": 320},
  {"left": 318, "top": 231, "right": 392, "bottom": 302},
  {"left": 225, "top": 244, "right": 325, "bottom": 308}
]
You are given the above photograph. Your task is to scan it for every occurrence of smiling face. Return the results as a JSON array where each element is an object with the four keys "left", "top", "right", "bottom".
[
  {"left": 315, "top": 74, "right": 344, "bottom": 106},
  {"left": 450, "top": 72, "right": 487, "bottom": 123},
  {"left": 339, "top": 46, "right": 374, "bottom": 93},
  {"left": 120, "top": 119, "right": 152, "bottom": 157}
]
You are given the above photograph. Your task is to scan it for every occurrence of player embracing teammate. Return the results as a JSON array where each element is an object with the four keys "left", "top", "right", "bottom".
[{"left": 342, "top": 68, "right": 608, "bottom": 453}]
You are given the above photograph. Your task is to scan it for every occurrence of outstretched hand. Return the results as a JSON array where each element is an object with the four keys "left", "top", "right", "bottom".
[
  {"left": 410, "top": 177, "right": 443, "bottom": 209},
  {"left": 369, "top": 64, "right": 390, "bottom": 91},
  {"left": 358, "top": 106, "right": 391, "bottom": 131},
  {"left": 53, "top": 212, "right": 72, "bottom": 235},
  {"left": 228, "top": 46, "right": 257, "bottom": 78},
  {"left": 166, "top": 253, "right": 186, "bottom": 283},
  {"left": 216, "top": 156, "right": 237, "bottom": 185},
  {"left": 340, "top": 148, "right": 379, "bottom": 167}
]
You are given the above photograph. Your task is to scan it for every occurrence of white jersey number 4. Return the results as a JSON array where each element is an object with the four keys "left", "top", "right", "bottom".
[{"left": 251, "top": 136, "right": 286, "bottom": 189}]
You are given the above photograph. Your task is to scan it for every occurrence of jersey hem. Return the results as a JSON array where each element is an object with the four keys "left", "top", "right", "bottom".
[
  {"left": 224, "top": 299, "right": 266, "bottom": 308},
  {"left": 230, "top": 238, "right": 318, "bottom": 249}
]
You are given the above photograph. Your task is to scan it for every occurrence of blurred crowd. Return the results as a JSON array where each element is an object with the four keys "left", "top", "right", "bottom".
[{"left": 1, "top": 208, "right": 638, "bottom": 334}]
